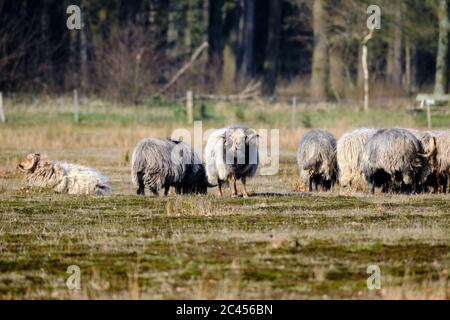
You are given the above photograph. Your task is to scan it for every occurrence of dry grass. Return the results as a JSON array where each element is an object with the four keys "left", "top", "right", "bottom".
[{"left": 0, "top": 98, "right": 449, "bottom": 300}]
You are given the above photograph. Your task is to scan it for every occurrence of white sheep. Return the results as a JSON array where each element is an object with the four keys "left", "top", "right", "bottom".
[
  {"left": 337, "top": 128, "right": 379, "bottom": 190},
  {"left": 205, "top": 125, "right": 259, "bottom": 197},
  {"left": 17, "top": 153, "right": 112, "bottom": 195}
]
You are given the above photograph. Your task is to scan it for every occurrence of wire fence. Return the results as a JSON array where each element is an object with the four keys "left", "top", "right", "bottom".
[{"left": 0, "top": 89, "right": 442, "bottom": 130}]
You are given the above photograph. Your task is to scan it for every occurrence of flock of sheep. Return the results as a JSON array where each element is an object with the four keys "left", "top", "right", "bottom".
[
  {"left": 16, "top": 125, "right": 450, "bottom": 197},
  {"left": 298, "top": 128, "right": 450, "bottom": 194}
]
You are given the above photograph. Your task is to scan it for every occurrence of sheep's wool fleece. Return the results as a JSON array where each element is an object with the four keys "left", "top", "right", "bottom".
[{"left": 25, "top": 161, "right": 112, "bottom": 195}]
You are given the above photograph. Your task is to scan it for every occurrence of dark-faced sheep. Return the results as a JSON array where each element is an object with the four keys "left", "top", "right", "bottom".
[
  {"left": 205, "top": 125, "right": 259, "bottom": 197},
  {"left": 17, "top": 153, "right": 112, "bottom": 195},
  {"left": 360, "top": 128, "right": 428, "bottom": 194},
  {"left": 296, "top": 130, "right": 337, "bottom": 192},
  {"left": 131, "top": 138, "right": 207, "bottom": 196},
  {"left": 407, "top": 129, "right": 438, "bottom": 193},
  {"left": 337, "top": 128, "right": 379, "bottom": 191}
]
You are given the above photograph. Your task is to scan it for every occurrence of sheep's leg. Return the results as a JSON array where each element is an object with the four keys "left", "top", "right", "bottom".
[
  {"left": 310, "top": 179, "right": 317, "bottom": 192},
  {"left": 241, "top": 176, "right": 249, "bottom": 198},
  {"left": 370, "top": 178, "right": 376, "bottom": 195},
  {"left": 137, "top": 184, "right": 145, "bottom": 196},
  {"left": 136, "top": 171, "right": 145, "bottom": 195},
  {"left": 229, "top": 175, "right": 238, "bottom": 197},
  {"left": 164, "top": 185, "right": 170, "bottom": 196},
  {"left": 437, "top": 173, "right": 442, "bottom": 193},
  {"left": 218, "top": 180, "right": 224, "bottom": 197}
]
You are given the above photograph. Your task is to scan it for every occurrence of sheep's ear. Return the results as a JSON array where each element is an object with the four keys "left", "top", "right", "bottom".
[
  {"left": 217, "top": 133, "right": 227, "bottom": 142},
  {"left": 169, "top": 138, "right": 182, "bottom": 144}
]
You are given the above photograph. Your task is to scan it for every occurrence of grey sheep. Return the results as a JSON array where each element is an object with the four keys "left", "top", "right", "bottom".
[
  {"left": 407, "top": 128, "right": 438, "bottom": 192},
  {"left": 131, "top": 138, "right": 208, "bottom": 196},
  {"left": 204, "top": 125, "right": 259, "bottom": 197},
  {"left": 336, "top": 128, "right": 380, "bottom": 191},
  {"left": 296, "top": 130, "right": 337, "bottom": 192},
  {"left": 360, "top": 128, "right": 429, "bottom": 194}
]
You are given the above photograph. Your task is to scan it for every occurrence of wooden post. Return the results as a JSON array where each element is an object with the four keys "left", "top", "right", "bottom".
[
  {"left": 73, "top": 89, "right": 80, "bottom": 123},
  {"left": 291, "top": 96, "right": 297, "bottom": 131},
  {"left": 0, "top": 92, "right": 5, "bottom": 123},
  {"left": 426, "top": 103, "right": 432, "bottom": 129},
  {"left": 186, "top": 90, "right": 194, "bottom": 123}
]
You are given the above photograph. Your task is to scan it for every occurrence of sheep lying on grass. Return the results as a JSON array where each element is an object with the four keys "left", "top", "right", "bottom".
[
  {"left": 131, "top": 138, "right": 208, "bottom": 196},
  {"left": 17, "top": 153, "right": 112, "bottom": 195},
  {"left": 205, "top": 125, "right": 259, "bottom": 197},
  {"left": 297, "top": 130, "right": 337, "bottom": 192}
]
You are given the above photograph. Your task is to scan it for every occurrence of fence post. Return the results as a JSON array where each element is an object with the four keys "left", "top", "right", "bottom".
[
  {"left": 0, "top": 92, "right": 5, "bottom": 123},
  {"left": 73, "top": 89, "right": 80, "bottom": 123},
  {"left": 426, "top": 103, "right": 432, "bottom": 129},
  {"left": 186, "top": 90, "right": 194, "bottom": 124},
  {"left": 291, "top": 96, "right": 297, "bottom": 131}
]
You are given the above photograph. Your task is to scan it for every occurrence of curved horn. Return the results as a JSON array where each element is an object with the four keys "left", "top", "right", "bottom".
[
  {"left": 419, "top": 136, "right": 437, "bottom": 158},
  {"left": 247, "top": 130, "right": 259, "bottom": 142}
]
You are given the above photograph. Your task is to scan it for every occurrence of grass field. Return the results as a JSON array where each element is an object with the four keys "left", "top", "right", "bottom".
[{"left": 0, "top": 98, "right": 449, "bottom": 299}]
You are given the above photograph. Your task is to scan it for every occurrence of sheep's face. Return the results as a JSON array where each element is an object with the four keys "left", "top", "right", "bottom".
[
  {"left": 17, "top": 153, "right": 41, "bottom": 173},
  {"left": 229, "top": 129, "right": 247, "bottom": 152},
  {"left": 226, "top": 129, "right": 259, "bottom": 152}
]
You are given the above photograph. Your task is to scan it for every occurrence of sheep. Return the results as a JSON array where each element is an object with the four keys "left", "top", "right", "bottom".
[
  {"left": 204, "top": 124, "right": 259, "bottom": 197},
  {"left": 131, "top": 138, "right": 207, "bottom": 196},
  {"left": 406, "top": 129, "right": 439, "bottom": 192},
  {"left": 296, "top": 130, "right": 337, "bottom": 192},
  {"left": 17, "top": 153, "right": 112, "bottom": 195},
  {"left": 431, "top": 129, "right": 450, "bottom": 193},
  {"left": 360, "top": 128, "right": 427, "bottom": 194},
  {"left": 336, "top": 128, "right": 380, "bottom": 191}
]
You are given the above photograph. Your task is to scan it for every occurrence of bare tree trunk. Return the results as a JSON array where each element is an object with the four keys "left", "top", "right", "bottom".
[
  {"left": 80, "top": 22, "right": 88, "bottom": 91},
  {"left": 241, "top": 0, "right": 255, "bottom": 79},
  {"left": 404, "top": 37, "right": 412, "bottom": 96},
  {"left": 68, "top": 29, "right": 78, "bottom": 88},
  {"left": 151, "top": 0, "right": 170, "bottom": 49},
  {"left": 434, "top": 0, "right": 450, "bottom": 95},
  {"left": 186, "top": 0, "right": 207, "bottom": 52},
  {"left": 329, "top": 42, "right": 345, "bottom": 101},
  {"left": 236, "top": 0, "right": 245, "bottom": 79},
  {"left": 40, "top": 0, "right": 50, "bottom": 88},
  {"left": 411, "top": 44, "right": 419, "bottom": 92},
  {"left": 386, "top": 1, "right": 403, "bottom": 89},
  {"left": 356, "top": 43, "right": 364, "bottom": 99},
  {"left": 262, "top": 0, "right": 282, "bottom": 96},
  {"left": 311, "top": 0, "right": 328, "bottom": 100},
  {"left": 362, "top": 31, "right": 374, "bottom": 111}
]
